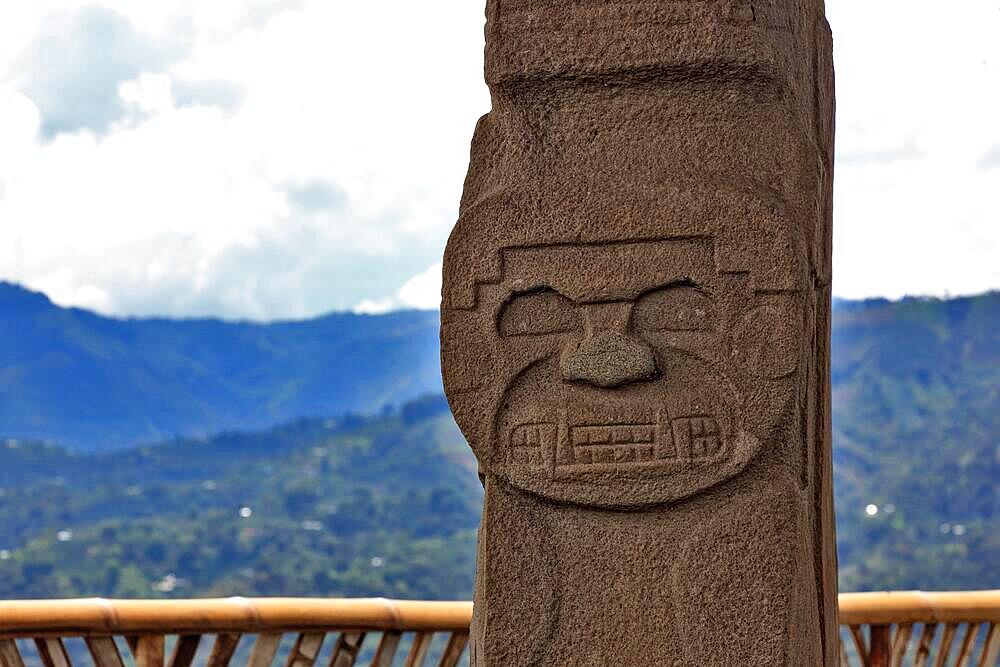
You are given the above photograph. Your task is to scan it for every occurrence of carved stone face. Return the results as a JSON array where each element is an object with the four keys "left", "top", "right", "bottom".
[
  {"left": 445, "top": 228, "right": 806, "bottom": 508},
  {"left": 442, "top": 57, "right": 819, "bottom": 508}
]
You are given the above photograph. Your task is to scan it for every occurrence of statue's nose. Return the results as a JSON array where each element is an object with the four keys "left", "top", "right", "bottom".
[{"left": 561, "top": 330, "right": 658, "bottom": 388}]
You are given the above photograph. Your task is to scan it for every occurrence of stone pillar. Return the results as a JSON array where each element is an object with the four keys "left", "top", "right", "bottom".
[{"left": 441, "top": 1, "right": 836, "bottom": 664}]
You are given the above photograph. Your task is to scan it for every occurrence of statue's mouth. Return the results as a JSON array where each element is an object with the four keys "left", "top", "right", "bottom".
[{"left": 508, "top": 413, "right": 725, "bottom": 470}]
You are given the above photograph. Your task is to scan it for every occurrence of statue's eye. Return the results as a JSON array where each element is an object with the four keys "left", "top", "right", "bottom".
[
  {"left": 499, "top": 288, "right": 580, "bottom": 337},
  {"left": 632, "top": 285, "right": 713, "bottom": 332}
]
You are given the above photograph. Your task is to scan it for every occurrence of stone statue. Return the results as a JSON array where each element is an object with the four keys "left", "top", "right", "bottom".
[{"left": 441, "top": 1, "right": 837, "bottom": 664}]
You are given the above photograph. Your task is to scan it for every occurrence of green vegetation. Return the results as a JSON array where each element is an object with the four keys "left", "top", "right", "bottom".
[
  {"left": 831, "top": 293, "right": 1000, "bottom": 592},
  {"left": 0, "top": 397, "right": 481, "bottom": 599},
  {"left": 0, "top": 282, "right": 441, "bottom": 451},
  {"left": 0, "top": 291, "right": 997, "bottom": 599}
]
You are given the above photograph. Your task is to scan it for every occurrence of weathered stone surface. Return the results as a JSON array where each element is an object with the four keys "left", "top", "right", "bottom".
[{"left": 442, "top": 1, "right": 837, "bottom": 663}]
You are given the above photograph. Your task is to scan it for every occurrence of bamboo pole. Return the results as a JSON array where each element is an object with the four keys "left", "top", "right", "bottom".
[
  {"left": 839, "top": 592, "right": 1000, "bottom": 626},
  {"left": 0, "top": 591, "right": 997, "bottom": 666},
  {"left": 869, "top": 625, "right": 891, "bottom": 667},
  {"left": 0, "top": 599, "right": 473, "bottom": 639}
]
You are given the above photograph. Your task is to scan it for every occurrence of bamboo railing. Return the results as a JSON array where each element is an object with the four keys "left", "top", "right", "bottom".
[
  {"left": 0, "top": 599, "right": 471, "bottom": 667},
  {"left": 839, "top": 591, "right": 1000, "bottom": 667},
  {"left": 0, "top": 592, "right": 996, "bottom": 667}
]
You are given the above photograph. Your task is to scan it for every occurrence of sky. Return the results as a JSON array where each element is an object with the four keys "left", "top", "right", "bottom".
[{"left": 0, "top": 1, "right": 997, "bottom": 321}]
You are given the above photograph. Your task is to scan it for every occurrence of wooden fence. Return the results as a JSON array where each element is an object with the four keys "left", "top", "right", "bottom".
[
  {"left": 0, "top": 592, "right": 996, "bottom": 666},
  {"left": 839, "top": 591, "right": 999, "bottom": 667}
]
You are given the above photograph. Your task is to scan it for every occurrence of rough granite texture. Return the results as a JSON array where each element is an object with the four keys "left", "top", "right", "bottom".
[{"left": 441, "top": 1, "right": 837, "bottom": 664}]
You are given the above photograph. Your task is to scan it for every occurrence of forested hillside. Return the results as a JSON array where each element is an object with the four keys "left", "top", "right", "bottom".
[
  {"left": 831, "top": 293, "right": 1000, "bottom": 592},
  {"left": 0, "top": 283, "right": 441, "bottom": 451},
  {"left": 0, "top": 380, "right": 996, "bottom": 599},
  {"left": 0, "top": 396, "right": 481, "bottom": 599},
  {"left": 0, "top": 289, "right": 996, "bottom": 598}
]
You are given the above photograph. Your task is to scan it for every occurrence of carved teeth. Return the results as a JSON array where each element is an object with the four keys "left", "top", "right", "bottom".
[
  {"left": 614, "top": 447, "right": 636, "bottom": 463},
  {"left": 590, "top": 429, "right": 611, "bottom": 444},
  {"left": 612, "top": 427, "right": 632, "bottom": 443},
  {"left": 572, "top": 425, "right": 655, "bottom": 447},
  {"left": 570, "top": 417, "right": 721, "bottom": 465},
  {"left": 511, "top": 424, "right": 555, "bottom": 448},
  {"left": 509, "top": 423, "right": 556, "bottom": 467},
  {"left": 510, "top": 417, "right": 722, "bottom": 468},
  {"left": 633, "top": 428, "right": 654, "bottom": 443},
  {"left": 671, "top": 417, "right": 722, "bottom": 459},
  {"left": 568, "top": 423, "right": 669, "bottom": 465}
]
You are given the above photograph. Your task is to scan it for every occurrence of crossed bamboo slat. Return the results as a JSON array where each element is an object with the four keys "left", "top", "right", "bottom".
[
  {"left": 1, "top": 632, "right": 470, "bottom": 667},
  {"left": 0, "top": 598, "right": 471, "bottom": 667},
  {"left": 0, "top": 593, "right": 995, "bottom": 666},
  {"left": 838, "top": 591, "right": 1000, "bottom": 666},
  {"left": 840, "top": 622, "right": 999, "bottom": 666}
]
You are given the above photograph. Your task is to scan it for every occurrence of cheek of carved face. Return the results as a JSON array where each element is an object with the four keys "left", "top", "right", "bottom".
[
  {"left": 732, "top": 306, "right": 800, "bottom": 380},
  {"left": 490, "top": 285, "right": 763, "bottom": 508}
]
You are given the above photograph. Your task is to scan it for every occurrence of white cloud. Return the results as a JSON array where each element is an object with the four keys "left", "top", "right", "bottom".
[
  {"left": 31, "top": 267, "right": 114, "bottom": 314},
  {"left": 398, "top": 262, "right": 443, "bottom": 310},
  {"left": 977, "top": 145, "right": 1000, "bottom": 172},
  {"left": 827, "top": 1, "right": 1000, "bottom": 300},
  {"left": 0, "top": 0, "right": 487, "bottom": 319},
  {"left": 9, "top": 4, "right": 191, "bottom": 137},
  {"left": 352, "top": 298, "right": 396, "bottom": 316},
  {"left": 0, "top": 88, "right": 40, "bottom": 157},
  {"left": 0, "top": 1, "right": 997, "bottom": 319},
  {"left": 353, "top": 262, "right": 441, "bottom": 314}
]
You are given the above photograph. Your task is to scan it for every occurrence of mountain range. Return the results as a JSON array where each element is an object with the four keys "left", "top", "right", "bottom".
[
  {"left": 0, "top": 282, "right": 441, "bottom": 450},
  {"left": 0, "top": 282, "right": 997, "bottom": 597}
]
